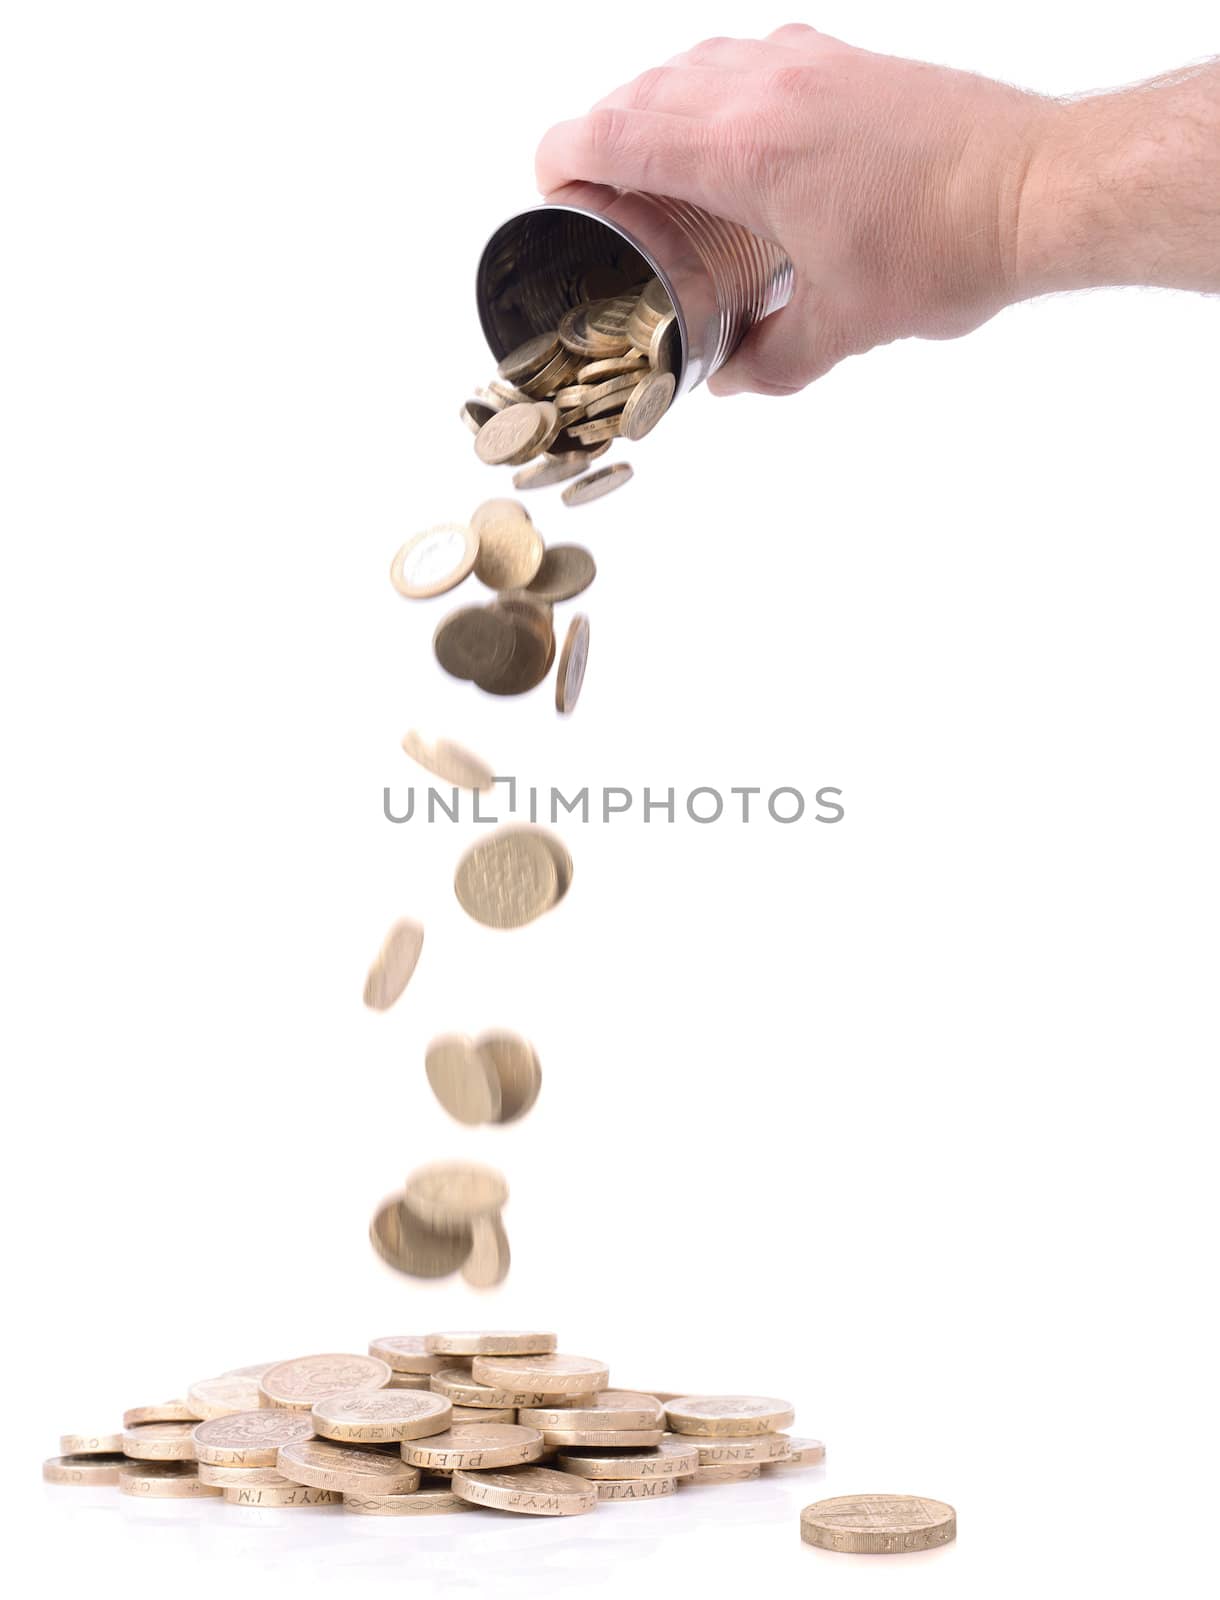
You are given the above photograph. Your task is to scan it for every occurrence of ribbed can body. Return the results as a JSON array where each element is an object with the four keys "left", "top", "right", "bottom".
[{"left": 476, "top": 183, "right": 793, "bottom": 398}]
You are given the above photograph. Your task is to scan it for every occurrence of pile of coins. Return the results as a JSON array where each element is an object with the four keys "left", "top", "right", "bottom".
[
  {"left": 42, "top": 1330, "right": 824, "bottom": 1521},
  {"left": 391, "top": 500, "right": 592, "bottom": 712},
  {"left": 461, "top": 275, "right": 678, "bottom": 496},
  {"left": 370, "top": 1163, "right": 511, "bottom": 1289}
]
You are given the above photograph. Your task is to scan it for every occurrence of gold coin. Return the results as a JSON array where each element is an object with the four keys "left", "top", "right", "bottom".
[
  {"left": 620, "top": 372, "right": 675, "bottom": 441},
  {"left": 433, "top": 605, "right": 517, "bottom": 683},
  {"left": 664, "top": 1396, "right": 795, "bottom": 1437},
  {"left": 552, "top": 384, "right": 595, "bottom": 410},
  {"left": 475, "top": 404, "right": 551, "bottom": 466},
  {"left": 586, "top": 298, "right": 638, "bottom": 336},
  {"left": 692, "top": 1434, "right": 792, "bottom": 1465},
  {"left": 451, "top": 1404, "right": 514, "bottom": 1425},
  {"left": 277, "top": 1438, "right": 422, "bottom": 1496},
  {"left": 497, "top": 333, "right": 561, "bottom": 384},
  {"left": 472, "top": 510, "right": 545, "bottom": 591},
  {"left": 471, "top": 497, "right": 531, "bottom": 530},
  {"left": 368, "top": 1336, "right": 445, "bottom": 1376},
  {"left": 475, "top": 1031, "right": 542, "bottom": 1123},
  {"left": 585, "top": 372, "right": 642, "bottom": 406},
  {"left": 561, "top": 462, "right": 633, "bottom": 507},
  {"left": 555, "top": 614, "right": 589, "bottom": 715},
  {"left": 369, "top": 1195, "right": 473, "bottom": 1279},
  {"left": 520, "top": 347, "right": 583, "bottom": 398},
  {"left": 192, "top": 1409, "right": 315, "bottom": 1466},
  {"left": 554, "top": 1437, "right": 697, "bottom": 1480},
  {"left": 386, "top": 1371, "right": 434, "bottom": 1390},
  {"left": 640, "top": 277, "right": 673, "bottom": 318},
  {"left": 361, "top": 918, "right": 424, "bottom": 1011},
  {"left": 649, "top": 313, "right": 681, "bottom": 376},
  {"left": 186, "top": 1374, "right": 263, "bottom": 1420},
  {"left": 403, "top": 1161, "right": 508, "bottom": 1229},
  {"left": 523, "top": 545, "right": 595, "bottom": 604},
  {"left": 558, "top": 305, "right": 632, "bottom": 361},
  {"left": 488, "top": 381, "right": 530, "bottom": 406},
  {"left": 259, "top": 1354, "right": 392, "bottom": 1412},
  {"left": 546, "top": 1428, "right": 664, "bottom": 1449},
  {"left": 451, "top": 1465, "right": 597, "bottom": 1516},
  {"left": 425, "top": 1034, "right": 502, "bottom": 1125},
  {"left": 576, "top": 353, "right": 649, "bottom": 383},
  {"left": 119, "top": 1462, "right": 222, "bottom": 1499},
  {"left": 430, "top": 1367, "right": 592, "bottom": 1411},
  {"left": 766, "top": 1436, "right": 825, "bottom": 1470},
  {"left": 390, "top": 525, "right": 480, "bottom": 599},
  {"left": 454, "top": 826, "right": 561, "bottom": 929},
  {"left": 461, "top": 1214, "right": 511, "bottom": 1289},
  {"left": 405, "top": 1423, "right": 544, "bottom": 1472},
  {"left": 512, "top": 453, "right": 591, "bottom": 491},
  {"left": 518, "top": 1393, "right": 663, "bottom": 1432},
  {"left": 596, "top": 1476, "right": 677, "bottom": 1502},
  {"left": 123, "top": 1402, "right": 200, "bottom": 1426},
  {"left": 226, "top": 1484, "right": 342, "bottom": 1508},
  {"left": 477, "top": 599, "right": 552, "bottom": 695},
  {"left": 693, "top": 1462, "right": 761, "bottom": 1483},
  {"left": 43, "top": 1454, "right": 128, "bottom": 1486},
  {"left": 197, "top": 1462, "right": 293, "bottom": 1488},
  {"left": 343, "top": 1487, "right": 474, "bottom": 1516},
  {"left": 122, "top": 1421, "right": 198, "bottom": 1461},
  {"left": 471, "top": 1354, "right": 609, "bottom": 1396},
  {"left": 401, "top": 732, "right": 494, "bottom": 792},
  {"left": 459, "top": 398, "right": 497, "bottom": 433},
  {"left": 566, "top": 417, "right": 620, "bottom": 444},
  {"left": 311, "top": 1389, "right": 452, "bottom": 1444},
  {"left": 58, "top": 1431, "right": 124, "bottom": 1456},
  {"left": 583, "top": 391, "right": 631, "bottom": 421},
  {"left": 799, "top": 1494, "right": 957, "bottom": 1555}
]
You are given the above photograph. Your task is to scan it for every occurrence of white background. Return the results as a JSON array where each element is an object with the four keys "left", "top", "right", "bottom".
[{"left": 2, "top": 2, "right": 1217, "bottom": 1596}]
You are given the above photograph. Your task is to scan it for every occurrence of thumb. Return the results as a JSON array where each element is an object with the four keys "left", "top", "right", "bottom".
[{"left": 706, "top": 280, "right": 844, "bottom": 398}]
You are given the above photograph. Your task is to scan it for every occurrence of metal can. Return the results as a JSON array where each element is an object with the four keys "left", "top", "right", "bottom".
[{"left": 476, "top": 182, "right": 794, "bottom": 398}]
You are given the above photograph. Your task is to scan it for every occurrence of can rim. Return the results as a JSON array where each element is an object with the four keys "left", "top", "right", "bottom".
[{"left": 475, "top": 200, "right": 690, "bottom": 397}]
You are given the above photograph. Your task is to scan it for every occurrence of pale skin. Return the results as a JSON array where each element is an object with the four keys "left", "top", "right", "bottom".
[{"left": 535, "top": 25, "right": 1220, "bottom": 396}]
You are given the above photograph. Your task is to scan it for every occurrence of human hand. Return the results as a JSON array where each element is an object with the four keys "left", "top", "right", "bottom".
[{"left": 535, "top": 24, "right": 1052, "bottom": 396}]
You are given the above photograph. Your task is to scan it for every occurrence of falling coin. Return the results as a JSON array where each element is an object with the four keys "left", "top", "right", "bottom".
[
  {"left": 403, "top": 1161, "right": 508, "bottom": 1230},
  {"left": 475, "top": 405, "right": 552, "bottom": 467},
  {"left": 475, "top": 1031, "right": 542, "bottom": 1123},
  {"left": 401, "top": 732, "right": 494, "bottom": 792},
  {"left": 526, "top": 545, "right": 596, "bottom": 603},
  {"left": 369, "top": 1195, "right": 473, "bottom": 1279},
  {"left": 461, "top": 1214, "right": 511, "bottom": 1289},
  {"left": 555, "top": 614, "right": 590, "bottom": 715},
  {"left": 799, "top": 1494, "right": 957, "bottom": 1555},
  {"left": 477, "top": 599, "right": 552, "bottom": 695},
  {"left": 620, "top": 372, "right": 675, "bottom": 441},
  {"left": 362, "top": 918, "right": 424, "bottom": 1011},
  {"left": 433, "top": 606, "right": 517, "bottom": 683},
  {"left": 454, "top": 827, "right": 563, "bottom": 929},
  {"left": 391, "top": 525, "right": 480, "bottom": 599},
  {"left": 561, "top": 462, "right": 634, "bottom": 507},
  {"left": 472, "top": 511, "right": 545, "bottom": 591},
  {"left": 497, "top": 333, "right": 561, "bottom": 385},
  {"left": 512, "top": 453, "right": 592, "bottom": 491},
  {"left": 425, "top": 1034, "right": 503, "bottom": 1126}
]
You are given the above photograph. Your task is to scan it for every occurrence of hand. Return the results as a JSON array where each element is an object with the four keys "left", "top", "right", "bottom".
[{"left": 536, "top": 25, "right": 1052, "bottom": 396}]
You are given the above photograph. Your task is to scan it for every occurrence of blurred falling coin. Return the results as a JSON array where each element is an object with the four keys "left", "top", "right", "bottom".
[
  {"left": 475, "top": 1031, "right": 542, "bottom": 1124},
  {"left": 369, "top": 1195, "right": 473, "bottom": 1280},
  {"left": 555, "top": 614, "right": 589, "bottom": 715},
  {"left": 525, "top": 545, "right": 596, "bottom": 603},
  {"left": 472, "top": 512, "right": 545, "bottom": 591},
  {"left": 561, "top": 462, "right": 633, "bottom": 507},
  {"left": 454, "top": 827, "right": 562, "bottom": 929},
  {"left": 477, "top": 600, "right": 552, "bottom": 695},
  {"left": 475, "top": 404, "right": 551, "bottom": 466},
  {"left": 391, "top": 525, "right": 480, "bottom": 599},
  {"left": 461, "top": 1214, "right": 511, "bottom": 1289},
  {"left": 403, "top": 1161, "right": 508, "bottom": 1230},
  {"left": 401, "top": 732, "right": 494, "bottom": 792},
  {"left": 800, "top": 1494, "right": 956, "bottom": 1554},
  {"left": 426, "top": 1034, "right": 502, "bottom": 1125},
  {"left": 362, "top": 918, "right": 424, "bottom": 1011},
  {"left": 497, "top": 333, "right": 561, "bottom": 384},
  {"left": 512, "top": 453, "right": 591, "bottom": 491},
  {"left": 433, "top": 605, "right": 517, "bottom": 684}
]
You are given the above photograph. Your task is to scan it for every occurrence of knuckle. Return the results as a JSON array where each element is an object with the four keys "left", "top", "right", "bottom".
[
  {"left": 687, "top": 35, "right": 735, "bottom": 65},
  {"left": 768, "top": 22, "right": 819, "bottom": 44},
  {"left": 627, "top": 65, "right": 671, "bottom": 110},
  {"left": 583, "top": 106, "right": 630, "bottom": 161},
  {"left": 762, "top": 63, "right": 813, "bottom": 99}
]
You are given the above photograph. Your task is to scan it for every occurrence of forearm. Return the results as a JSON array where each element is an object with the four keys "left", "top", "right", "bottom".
[{"left": 1018, "top": 61, "right": 1220, "bottom": 298}]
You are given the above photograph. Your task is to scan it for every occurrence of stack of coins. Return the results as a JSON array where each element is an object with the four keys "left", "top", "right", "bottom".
[
  {"left": 43, "top": 1328, "right": 826, "bottom": 1521},
  {"left": 391, "top": 500, "right": 593, "bottom": 712},
  {"left": 460, "top": 276, "right": 678, "bottom": 498}
]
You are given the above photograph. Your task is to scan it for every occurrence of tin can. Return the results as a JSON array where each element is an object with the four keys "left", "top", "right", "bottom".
[{"left": 476, "top": 182, "right": 794, "bottom": 398}]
